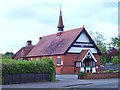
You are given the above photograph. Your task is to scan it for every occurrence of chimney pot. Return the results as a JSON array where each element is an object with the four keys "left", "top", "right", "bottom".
[
  {"left": 39, "top": 37, "right": 42, "bottom": 41},
  {"left": 27, "top": 40, "right": 32, "bottom": 46}
]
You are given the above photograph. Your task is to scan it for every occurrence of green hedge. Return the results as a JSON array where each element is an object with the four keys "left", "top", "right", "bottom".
[{"left": 2, "top": 58, "right": 55, "bottom": 81}]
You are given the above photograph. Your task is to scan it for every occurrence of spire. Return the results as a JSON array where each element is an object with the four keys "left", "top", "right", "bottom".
[{"left": 57, "top": 5, "right": 64, "bottom": 32}]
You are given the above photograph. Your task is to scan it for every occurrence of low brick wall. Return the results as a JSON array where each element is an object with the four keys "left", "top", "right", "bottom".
[
  {"left": 2, "top": 73, "right": 50, "bottom": 84},
  {"left": 84, "top": 72, "right": 119, "bottom": 79}
]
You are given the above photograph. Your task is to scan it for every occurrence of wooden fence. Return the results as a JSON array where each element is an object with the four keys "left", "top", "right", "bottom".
[{"left": 2, "top": 73, "right": 50, "bottom": 84}]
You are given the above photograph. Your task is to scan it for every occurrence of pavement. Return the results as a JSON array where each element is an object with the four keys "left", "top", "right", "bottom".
[{"left": 1, "top": 74, "right": 119, "bottom": 89}]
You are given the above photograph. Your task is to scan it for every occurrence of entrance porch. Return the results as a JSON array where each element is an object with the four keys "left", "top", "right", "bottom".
[{"left": 74, "top": 50, "right": 97, "bottom": 73}]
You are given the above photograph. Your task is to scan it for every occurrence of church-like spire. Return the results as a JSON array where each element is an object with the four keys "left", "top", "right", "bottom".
[{"left": 57, "top": 5, "right": 64, "bottom": 32}]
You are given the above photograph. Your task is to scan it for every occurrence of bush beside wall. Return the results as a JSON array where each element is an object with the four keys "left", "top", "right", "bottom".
[{"left": 2, "top": 58, "right": 56, "bottom": 84}]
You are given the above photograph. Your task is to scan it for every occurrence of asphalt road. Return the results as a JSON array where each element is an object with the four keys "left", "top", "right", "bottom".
[{"left": 1, "top": 74, "right": 119, "bottom": 89}]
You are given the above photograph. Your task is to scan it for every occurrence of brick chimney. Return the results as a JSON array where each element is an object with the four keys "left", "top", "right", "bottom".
[
  {"left": 27, "top": 40, "right": 32, "bottom": 46},
  {"left": 39, "top": 37, "right": 42, "bottom": 41}
]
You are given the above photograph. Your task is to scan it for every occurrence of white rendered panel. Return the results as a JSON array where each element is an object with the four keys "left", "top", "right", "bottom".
[
  {"left": 76, "top": 32, "right": 90, "bottom": 42},
  {"left": 68, "top": 47, "right": 82, "bottom": 53},
  {"left": 68, "top": 47, "right": 98, "bottom": 53}
]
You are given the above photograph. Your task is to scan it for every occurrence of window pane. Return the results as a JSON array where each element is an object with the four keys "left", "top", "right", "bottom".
[
  {"left": 76, "top": 62, "right": 80, "bottom": 67},
  {"left": 57, "top": 58, "right": 61, "bottom": 64},
  {"left": 81, "top": 62, "right": 85, "bottom": 67}
]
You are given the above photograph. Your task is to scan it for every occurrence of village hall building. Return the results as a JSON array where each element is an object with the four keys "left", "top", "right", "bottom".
[{"left": 13, "top": 9, "right": 101, "bottom": 74}]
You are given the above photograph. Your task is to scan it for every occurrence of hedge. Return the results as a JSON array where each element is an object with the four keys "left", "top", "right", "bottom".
[{"left": 2, "top": 58, "right": 55, "bottom": 81}]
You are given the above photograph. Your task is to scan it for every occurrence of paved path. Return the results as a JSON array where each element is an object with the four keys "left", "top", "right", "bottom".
[{"left": 2, "top": 74, "right": 119, "bottom": 88}]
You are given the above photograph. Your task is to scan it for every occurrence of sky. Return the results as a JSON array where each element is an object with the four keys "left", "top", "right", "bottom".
[{"left": 0, "top": 0, "right": 119, "bottom": 54}]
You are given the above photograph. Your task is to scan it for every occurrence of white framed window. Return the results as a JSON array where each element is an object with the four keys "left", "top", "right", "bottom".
[
  {"left": 81, "top": 62, "right": 85, "bottom": 67},
  {"left": 21, "top": 50, "right": 24, "bottom": 55},
  {"left": 30, "top": 58, "right": 33, "bottom": 60},
  {"left": 89, "top": 61, "right": 95, "bottom": 67},
  {"left": 36, "top": 58, "right": 39, "bottom": 60},
  {"left": 56, "top": 56, "right": 61, "bottom": 65},
  {"left": 76, "top": 62, "right": 80, "bottom": 67}
]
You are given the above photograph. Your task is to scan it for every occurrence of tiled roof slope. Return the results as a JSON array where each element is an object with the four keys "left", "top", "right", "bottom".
[
  {"left": 26, "top": 27, "right": 84, "bottom": 57},
  {"left": 78, "top": 50, "right": 89, "bottom": 61},
  {"left": 12, "top": 45, "right": 34, "bottom": 59}
]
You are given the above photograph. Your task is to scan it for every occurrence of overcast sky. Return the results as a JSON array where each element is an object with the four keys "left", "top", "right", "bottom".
[{"left": 0, "top": 0, "right": 119, "bottom": 54}]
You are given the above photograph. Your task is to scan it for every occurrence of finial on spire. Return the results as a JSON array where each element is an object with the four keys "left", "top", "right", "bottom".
[
  {"left": 60, "top": 4, "right": 61, "bottom": 10},
  {"left": 83, "top": 25, "right": 84, "bottom": 28},
  {"left": 60, "top": 4, "right": 62, "bottom": 16}
]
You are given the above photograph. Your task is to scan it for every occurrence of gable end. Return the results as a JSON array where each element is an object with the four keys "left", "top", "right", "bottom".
[{"left": 66, "top": 28, "right": 101, "bottom": 54}]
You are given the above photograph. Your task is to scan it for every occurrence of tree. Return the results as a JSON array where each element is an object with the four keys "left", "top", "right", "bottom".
[
  {"left": 4, "top": 52, "right": 14, "bottom": 59},
  {"left": 112, "top": 56, "right": 120, "bottom": 65},
  {"left": 90, "top": 31, "right": 106, "bottom": 65},
  {"left": 111, "top": 36, "right": 120, "bottom": 52},
  {"left": 111, "top": 36, "right": 120, "bottom": 65}
]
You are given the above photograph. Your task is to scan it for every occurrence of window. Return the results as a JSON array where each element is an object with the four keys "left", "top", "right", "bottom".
[
  {"left": 56, "top": 56, "right": 61, "bottom": 65},
  {"left": 36, "top": 58, "right": 39, "bottom": 60},
  {"left": 89, "top": 61, "right": 95, "bottom": 67},
  {"left": 92, "top": 61, "right": 95, "bottom": 67},
  {"left": 76, "top": 62, "right": 80, "bottom": 67},
  {"left": 21, "top": 50, "right": 24, "bottom": 55},
  {"left": 81, "top": 62, "right": 85, "bottom": 67}
]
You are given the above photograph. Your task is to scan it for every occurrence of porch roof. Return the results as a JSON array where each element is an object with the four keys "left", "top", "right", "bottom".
[{"left": 78, "top": 49, "right": 97, "bottom": 62}]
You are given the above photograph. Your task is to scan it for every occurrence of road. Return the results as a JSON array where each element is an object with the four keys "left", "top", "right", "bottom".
[{"left": 1, "top": 74, "right": 119, "bottom": 89}]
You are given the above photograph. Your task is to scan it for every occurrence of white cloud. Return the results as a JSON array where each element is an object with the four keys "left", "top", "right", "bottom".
[
  {"left": 92, "top": 20, "right": 118, "bottom": 42},
  {"left": 0, "top": 0, "right": 118, "bottom": 54}
]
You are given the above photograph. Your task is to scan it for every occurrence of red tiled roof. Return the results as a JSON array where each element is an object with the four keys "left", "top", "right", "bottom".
[
  {"left": 78, "top": 49, "right": 97, "bottom": 62},
  {"left": 12, "top": 45, "right": 34, "bottom": 59},
  {"left": 78, "top": 50, "right": 89, "bottom": 61},
  {"left": 26, "top": 27, "right": 84, "bottom": 57}
]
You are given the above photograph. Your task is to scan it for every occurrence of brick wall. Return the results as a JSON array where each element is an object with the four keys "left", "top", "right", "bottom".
[
  {"left": 93, "top": 54, "right": 101, "bottom": 72},
  {"left": 84, "top": 72, "right": 119, "bottom": 79},
  {"left": 27, "top": 53, "right": 101, "bottom": 74},
  {"left": 63, "top": 54, "right": 79, "bottom": 74}
]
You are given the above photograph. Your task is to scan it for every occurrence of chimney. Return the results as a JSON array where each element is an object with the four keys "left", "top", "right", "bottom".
[
  {"left": 56, "top": 32, "right": 62, "bottom": 36},
  {"left": 27, "top": 40, "right": 32, "bottom": 46},
  {"left": 39, "top": 37, "right": 42, "bottom": 41}
]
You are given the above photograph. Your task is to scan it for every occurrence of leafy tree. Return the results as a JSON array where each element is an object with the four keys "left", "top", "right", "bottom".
[
  {"left": 111, "top": 36, "right": 120, "bottom": 52},
  {"left": 112, "top": 56, "right": 120, "bottom": 65},
  {"left": 4, "top": 52, "right": 14, "bottom": 59},
  {"left": 90, "top": 31, "right": 106, "bottom": 65},
  {"left": 111, "top": 36, "right": 120, "bottom": 65}
]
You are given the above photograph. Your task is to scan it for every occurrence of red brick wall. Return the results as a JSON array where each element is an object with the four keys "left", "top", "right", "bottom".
[
  {"left": 84, "top": 72, "right": 120, "bottom": 79},
  {"left": 27, "top": 53, "right": 101, "bottom": 74},
  {"left": 63, "top": 54, "right": 79, "bottom": 74},
  {"left": 93, "top": 54, "right": 101, "bottom": 72}
]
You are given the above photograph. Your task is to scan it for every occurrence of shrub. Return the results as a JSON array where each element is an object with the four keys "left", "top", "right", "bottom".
[
  {"left": 78, "top": 72, "right": 86, "bottom": 79},
  {"left": 105, "top": 70, "right": 113, "bottom": 73},
  {"left": 112, "top": 56, "right": 120, "bottom": 65},
  {"left": 2, "top": 58, "right": 55, "bottom": 81},
  {"left": 40, "top": 58, "right": 56, "bottom": 81}
]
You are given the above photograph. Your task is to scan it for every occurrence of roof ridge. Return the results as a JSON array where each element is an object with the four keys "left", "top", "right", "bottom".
[{"left": 41, "top": 27, "right": 83, "bottom": 38}]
